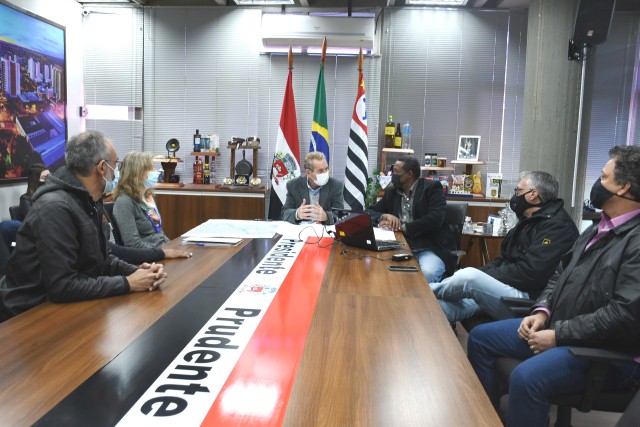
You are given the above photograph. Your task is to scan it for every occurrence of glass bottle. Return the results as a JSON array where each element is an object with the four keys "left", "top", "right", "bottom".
[
  {"left": 394, "top": 123, "right": 402, "bottom": 148},
  {"left": 203, "top": 162, "right": 210, "bottom": 184},
  {"left": 385, "top": 115, "right": 395, "bottom": 148},
  {"left": 193, "top": 129, "right": 201, "bottom": 152}
]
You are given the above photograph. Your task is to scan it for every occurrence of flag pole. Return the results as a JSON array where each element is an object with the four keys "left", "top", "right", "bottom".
[
  {"left": 288, "top": 45, "right": 293, "bottom": 71},
  {"left": 321, "top": 37, "right": 327, "bottom": 67},
  {"left": 358, "top": 47, "right": 363, "bottom": 73}
]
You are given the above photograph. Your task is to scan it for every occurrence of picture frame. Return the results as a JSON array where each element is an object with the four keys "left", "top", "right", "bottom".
[
  {"left": 457, "top": 135, "right": 481, "bottom": 162},
  {"left": 0, "top": 0, "right": 67, "bottom": 183}
]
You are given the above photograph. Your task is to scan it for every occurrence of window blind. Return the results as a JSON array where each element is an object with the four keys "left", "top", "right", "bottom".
[
  {"left": 379, "top": 8, "right": 528, "bottom": 191},
  {"left": 82, "top": 7, "right": 143, "bottom": 155},
  {"left": 584, "top": 12, "right": 640, "bottom": 203}
]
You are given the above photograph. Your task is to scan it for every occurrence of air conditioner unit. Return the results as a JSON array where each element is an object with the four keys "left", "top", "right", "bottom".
[{"left": 261, "top": 14, "right": 375, "bottom": 53}]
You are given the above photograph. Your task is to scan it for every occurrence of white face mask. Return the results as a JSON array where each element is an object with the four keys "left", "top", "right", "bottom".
[{"left": 314, "top": 172, "right": 329, "bottom": 187}]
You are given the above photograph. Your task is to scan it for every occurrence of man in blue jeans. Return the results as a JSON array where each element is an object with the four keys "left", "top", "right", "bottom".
[
  {"left": 430, "top": 171, "right": 579, "bottom": 323},
  {"left": 366, "top": 156, "right": 456, "bottom": 283},
  {"left": 467, "top": 146, "right": 640, "bottom": 427}
]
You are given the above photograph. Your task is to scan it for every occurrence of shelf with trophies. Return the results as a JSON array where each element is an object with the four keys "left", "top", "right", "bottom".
[{"left": 221, "top": 136, "right": 263, "bottom": 188}]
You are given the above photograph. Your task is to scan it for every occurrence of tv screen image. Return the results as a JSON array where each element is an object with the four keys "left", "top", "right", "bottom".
[{"left": 0, "top": 0, "right": 66, "bottom": 182}]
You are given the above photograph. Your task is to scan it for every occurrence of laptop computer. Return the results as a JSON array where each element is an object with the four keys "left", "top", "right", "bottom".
[{"left": 333, "top": 211, "right": 405, "bottom": 252}]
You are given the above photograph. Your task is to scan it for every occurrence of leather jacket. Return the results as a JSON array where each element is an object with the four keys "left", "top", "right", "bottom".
[{"left": 533, "top": 213, "right": 640, "bottom": 353}]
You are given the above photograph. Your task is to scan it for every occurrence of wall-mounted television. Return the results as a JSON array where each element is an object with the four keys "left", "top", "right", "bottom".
[{"left": 0, "top": 0, "right": 66, "bottom": 183}]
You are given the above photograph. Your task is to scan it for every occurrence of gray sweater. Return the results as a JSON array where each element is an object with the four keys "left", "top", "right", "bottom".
[{"left": 113, "top": 192, "right": 170, "bottom": 248}]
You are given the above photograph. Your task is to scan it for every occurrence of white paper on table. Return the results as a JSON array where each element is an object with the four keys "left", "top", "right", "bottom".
[{"left": 182, "top": 219, "right": 284, "bottom": 239}]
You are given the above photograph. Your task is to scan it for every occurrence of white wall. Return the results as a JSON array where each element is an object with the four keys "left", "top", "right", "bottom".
[{"left": 0, "top": 0, "right": 83, "bottom": 220}]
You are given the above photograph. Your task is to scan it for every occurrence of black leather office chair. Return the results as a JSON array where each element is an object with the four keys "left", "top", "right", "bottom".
[
  {"left": 488, "top": 297, "right": 638, "bottom": 427},
  {"left": 444, "top": 202, "right": 468, "bottom": 271},
  {"left": 8, "top": 205, "right": 22, "bottom": 222},
  {"left": 102, "top": 202, "right": 125, "bottom": 246},
  {"left": 496, "top": 348, "right": 637, "bottom": 427}
]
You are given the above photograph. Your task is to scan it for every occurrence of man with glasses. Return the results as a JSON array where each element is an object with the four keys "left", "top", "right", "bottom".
[
  {"left": 0, "top": 131, "right": 167, "bottom": 322},
  {"left": 468, "top": 147, "right": 640, "bottom": 427},
  {"left": 430, "top": 171, "right": 579, "bottom": 325},
  {"left": 366, "top": 156, "right": 456, "bottom": 283}
]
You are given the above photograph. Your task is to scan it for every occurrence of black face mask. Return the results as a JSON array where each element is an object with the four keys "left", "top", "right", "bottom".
[
  {"left": 509, "top": 190, "right": 540, "bottom": 219},
  {"left": 589, "top": 178, "right": 616, "bottom": 209},
  {"left": 391, "top": 173, "right": 404, "bottom": 188}
]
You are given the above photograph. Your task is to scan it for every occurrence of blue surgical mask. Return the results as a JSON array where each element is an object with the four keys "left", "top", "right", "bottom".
[
  {"left": 144, "top": 170, "right": 160, "bottom": 189},
  {"left": 103, "top": 164, "right": 119, "bottom": 195}
]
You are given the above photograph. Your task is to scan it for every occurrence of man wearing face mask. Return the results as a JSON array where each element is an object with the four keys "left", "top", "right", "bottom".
[
  {"left": 430, "top": 171, "right": 578, "bottom": 324},
  {"left": 467, "top": 145, "right": 640, "bottom": 427},
  {"left": 282, "top": 151, "right": 345, "bottom": 224},
  {"left": 0, "top": 131, "right": 167, "bottom": 322},
  {"left": 366, "top": 156, "right": 457, "bottom": 283}
]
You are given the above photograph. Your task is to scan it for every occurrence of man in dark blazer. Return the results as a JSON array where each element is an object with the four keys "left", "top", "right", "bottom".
[
  {"left": 282, "top": 152, "right": 345, "bottom": 224},
  {"left": 366, "top": 156, "right": 456, "bottom": 283}
]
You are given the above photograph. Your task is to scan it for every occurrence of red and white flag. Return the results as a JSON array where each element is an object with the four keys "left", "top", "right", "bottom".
[
  {"left": 268, "top": 65, "right": 300, "bottom": 220},
  {"left": 344, "top": 70, "right": 369, "bottom": 211}
]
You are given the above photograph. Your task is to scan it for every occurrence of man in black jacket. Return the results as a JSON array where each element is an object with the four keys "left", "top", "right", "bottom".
[
  {"left": 431, "top": 171, "right": 579, "bottom": 323},
  {"left": 468, "top": 146, "right": 640, "bottom": 427},
  {"left": 366, "top": 156, "right": 456, "bottom": 283},
  {"left": 0, "top": 131, "right": 168, "bottom": 321}
]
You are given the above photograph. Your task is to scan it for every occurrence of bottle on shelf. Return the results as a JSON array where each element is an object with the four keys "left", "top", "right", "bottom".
[
  {"left": 385, "top": 115, "right": 395, "bottom": 148},
  {"left": 203, "top": 162, "right": 210, "bottom": 184},
  {"left": 193, "top": 156, "right": 203, "bottom": 184},
  {"left": 394, "top": 123, "right": 402, "bottom": 148},
  {"left": 402, "top": 121, "right": 412, "bottom": 150},
  {"left": 210, "top": 159, "right": 216, "bottom": 184},
  {"left": 193, "top": 129, "right": 201, "bottom": 152}
]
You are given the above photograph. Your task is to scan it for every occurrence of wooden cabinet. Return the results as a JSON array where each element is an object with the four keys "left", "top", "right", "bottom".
[{"left": 155, "top": 185, "right": 266, "bottom": 239}]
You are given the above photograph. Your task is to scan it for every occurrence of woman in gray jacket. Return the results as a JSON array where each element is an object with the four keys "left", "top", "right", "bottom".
[{"left": 113, "top": 152, "right": 170, "bottom": 248}]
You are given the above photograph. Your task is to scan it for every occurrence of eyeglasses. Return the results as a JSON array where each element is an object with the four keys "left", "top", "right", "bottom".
[
  {"left": 513, "top": 187, "right": 534, "bottom": 196},
  {"left": 96, "top": 159, "right": 122, "bottom": 169}
]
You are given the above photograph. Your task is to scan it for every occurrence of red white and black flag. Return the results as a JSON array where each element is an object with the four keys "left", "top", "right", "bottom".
[
  {"left": 268, "top": 48, "right": 301, "bottom": 220},
  {"left": 344, "top": 51, "right": 369, "bottom": 212}
]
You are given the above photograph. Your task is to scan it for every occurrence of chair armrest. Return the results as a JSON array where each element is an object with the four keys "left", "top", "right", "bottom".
[
  {"left": 501, "top": 296, "right": 535, "bottom": 307},
  {"left": 569, "top": 347, "right": 635, "bottom": 363},
  {"left": 568, "top": 347, "right": 635, "bottom": 412}
]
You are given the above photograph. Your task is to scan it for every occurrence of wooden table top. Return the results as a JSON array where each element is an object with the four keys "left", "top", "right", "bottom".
[
  {"left": 284, "top": 243, "right": 500, "bottom": 426},
  {"left": 0, "top": 236, "right": 500, "bottom": 426}
]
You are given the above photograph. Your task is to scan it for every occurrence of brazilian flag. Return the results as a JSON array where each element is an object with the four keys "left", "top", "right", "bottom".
[{"left": 309, "top": 63, "right": 330, "bottom": 164}]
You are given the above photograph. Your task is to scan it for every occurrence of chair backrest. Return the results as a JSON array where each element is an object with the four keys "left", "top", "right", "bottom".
[
  {"left": 102, "top": 202, "right": 125, "bottom": 246},
  {"left": 0, "top": 233, "right": 10, "bottom": 279},
  {"left": 8, "top": 205, "right": 22, "bottom": 222},
  {"left": 445, "top": 202, "right": 468, "bottom": 250}
]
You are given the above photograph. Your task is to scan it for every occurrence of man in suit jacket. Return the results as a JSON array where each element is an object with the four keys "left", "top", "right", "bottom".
[
  {"left": 282, "top": 152, "right": 345, "bottom": 225},
  {"left": 366, "top": 156, "right": 456, "bottom": 283}
]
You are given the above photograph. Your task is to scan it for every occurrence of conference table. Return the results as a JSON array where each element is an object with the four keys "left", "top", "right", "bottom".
[{"left": 0, "top": 229, "right": 501, "bottom": 426}]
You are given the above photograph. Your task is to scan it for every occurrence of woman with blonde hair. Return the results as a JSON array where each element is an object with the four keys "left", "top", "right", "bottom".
[{"left": 113, "top": 152, "right": 169, "bottom": 248}]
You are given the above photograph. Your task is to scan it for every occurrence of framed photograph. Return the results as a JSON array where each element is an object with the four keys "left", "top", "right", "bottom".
[
  {"left": 457, "top": 135, "right": 481, "bottom": 162},
  {"left": 0, "top": 0, "right": 67, "bottom": 183}
]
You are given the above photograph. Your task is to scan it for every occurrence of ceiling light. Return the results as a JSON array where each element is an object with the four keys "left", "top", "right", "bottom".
[
  {"left": 405, "top": 0, "right": 468, "bottom": 5},
  {"left": 234, "top": 0, "right": 295, "bottom": 5}
]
